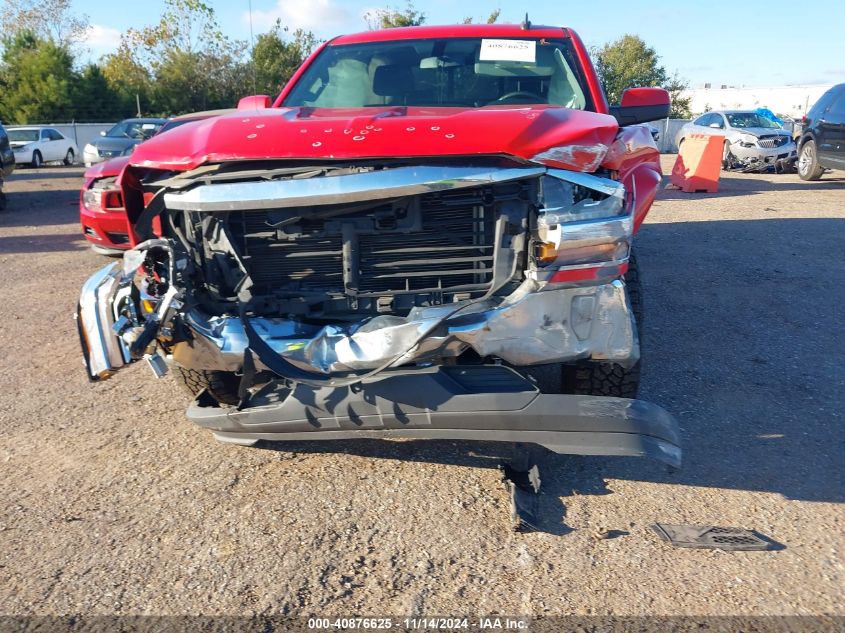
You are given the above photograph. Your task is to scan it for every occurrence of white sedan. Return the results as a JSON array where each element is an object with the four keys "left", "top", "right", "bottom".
[{"left": 7, "top": 127, "right": 79, "bottom": 167}]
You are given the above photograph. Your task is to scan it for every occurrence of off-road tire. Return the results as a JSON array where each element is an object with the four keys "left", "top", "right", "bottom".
[
  {"left": 31, "top": 151, "right": 42, "bottom": 168},
  {"left": 63, "top": 149, "right": 74, "bottom": 166},
  {"left": 798, "top": 139, "right": 824, "bottom": 181},
  {"left": 519, "top": 252, "right": 643, "bottom": 398},
  {"left": 173, "top": 366, "right": 240, "bottom": 406}
]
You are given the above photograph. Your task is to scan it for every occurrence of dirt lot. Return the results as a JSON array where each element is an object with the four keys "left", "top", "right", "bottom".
[{"left": 0, "top": 159, "right": 842, "bottom": 619}]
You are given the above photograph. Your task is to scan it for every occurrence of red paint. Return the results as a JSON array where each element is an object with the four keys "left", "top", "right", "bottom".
[
  {"left": 237, "top": 95, "right": 271, "bottom": 110},
  {"left": 80, "top": 156, "right": 132, "bottom": 251},
  {"left": 129, "top": 106, "right": 619, "bottom": 172},
  {"left": 619, "top": 87, "right": 670, "bottom": 108},
  {"left": 565, "top": 28, "right": 608, "bottom": 114},
  {"left": 331, "top": 24, "right": 570, "bottom": 45},
  {"left": 601, "top": 124, "right": 662, "bottom": 233},
  {"left": 120, "top": 25, "right": 665, "bottom": 253}
]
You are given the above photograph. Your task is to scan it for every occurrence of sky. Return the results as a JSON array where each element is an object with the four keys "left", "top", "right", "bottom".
[{"left": 74, "top": 0, "right": 844, "bottom": 88}]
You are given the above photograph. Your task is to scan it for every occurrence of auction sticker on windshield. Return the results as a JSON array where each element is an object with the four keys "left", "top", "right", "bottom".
[{"left": 479, "top": 39, "right": 536, "bottom": 63}]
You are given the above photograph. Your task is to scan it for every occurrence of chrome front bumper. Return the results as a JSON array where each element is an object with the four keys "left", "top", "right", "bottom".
[
  {"left": 76, "top": 263, "right": 639, "bottom": 381},
  {"left": 172, "top": 279, "right": 638, "bottom": 375}
]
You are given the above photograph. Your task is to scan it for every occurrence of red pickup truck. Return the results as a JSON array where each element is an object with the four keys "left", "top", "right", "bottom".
[{"left": 76, "top": 24, "right": 680, "bottom": 467}]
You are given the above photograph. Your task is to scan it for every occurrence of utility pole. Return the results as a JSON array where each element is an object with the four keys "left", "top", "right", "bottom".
[{"left": 136, "top": 93, "right": 142, "bottom": 117}]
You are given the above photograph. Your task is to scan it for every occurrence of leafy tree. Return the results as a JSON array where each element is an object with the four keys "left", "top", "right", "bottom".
[
  {"left": 0, "top": 0, "right": 89, "bottom": 49},
  {"left": 594, "top": 35, "right": 667, "bottom": 106},
  {"left": 0, "top": 31, "right": 76, "bottom": 123},
  {"left": 665, "top": 71, "right": 692, "bottom": 119},
  {"left": 73, "top": 64, "right": 128, "bottom": 121},
  {"left": 251, "top": 20, "right": 317, "bottom": 97},
  {"left": 462, "top": 9, "right": 500, "bottom": 24},
  {"left": 101, "top": 40, "right": 154, "bottom": 116},
  {"left": 102, "top": 0, "right": 248, "bottom": 115},
  {"left": 365, "top": 2, "right": 426, "bottom": 29},
  {"left": 594, "top": 34, "right": 691, "bottom": 118}
]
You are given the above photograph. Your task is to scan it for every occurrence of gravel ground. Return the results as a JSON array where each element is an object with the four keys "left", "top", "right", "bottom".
[{"left": 0, "top": 159, "right": 842, "bottom": 619}]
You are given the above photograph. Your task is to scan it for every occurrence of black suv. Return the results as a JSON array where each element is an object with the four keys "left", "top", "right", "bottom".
[
  {"left": 0, "top": 123, "right": 15, "bottom": 210},
  {"left": 797, "top": 83, "right": 845, "bottom": 180}
]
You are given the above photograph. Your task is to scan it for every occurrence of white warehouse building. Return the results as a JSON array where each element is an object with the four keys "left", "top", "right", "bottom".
[{"left": 683, "top": 84, "right": 836, "bottom": 118}]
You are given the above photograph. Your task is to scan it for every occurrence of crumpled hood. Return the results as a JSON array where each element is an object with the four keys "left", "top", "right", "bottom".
[
  {"left": 734, "top": 127, "right": 790, "bottom": 138},
  {"left": 84, "top": 155, "right": 130, "bottom": 180},
  {"left": 128, "top": 105, "right": 620, "bottom": 172}
]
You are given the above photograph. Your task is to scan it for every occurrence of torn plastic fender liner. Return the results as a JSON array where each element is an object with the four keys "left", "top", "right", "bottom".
[{"left": 190, "top": 365, "right": 681, "bottom": 467}]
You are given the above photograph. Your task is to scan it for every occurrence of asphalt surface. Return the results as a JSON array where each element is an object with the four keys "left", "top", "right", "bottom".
[{"left": 0, "top": 159, "right": 842, "bottom": 619}]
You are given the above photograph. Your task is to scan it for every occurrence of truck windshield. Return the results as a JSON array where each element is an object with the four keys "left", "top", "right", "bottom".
[{"left": 283, "top": 37, "right": 592, "bottom": 110}]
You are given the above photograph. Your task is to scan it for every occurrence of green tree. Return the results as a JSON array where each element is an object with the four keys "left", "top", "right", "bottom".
[
  {"left": 101, "top": 40, "right": 154, "bottom": 116},
  {"left": 0, "top": 31, "right": 76, "bottom": 123},
  {"left": 102, "top": 0, "right": 248, "bottom": 115},
  {"left": 251, "top": 21, "right": 317, "bottom": 97},
  {"left": 664, "top": 71, "right": 692, "bottom": 119},
  {"left": 365, "top": 2, "right": 425, "bottom": 29},
  {"left": 594, "top": 35, "right": 667, "bottom": 106},
  {"left": 72, "top": 64, "right": 128, "bottom": 121},
  {"left": 594, "top": 34, "right": 692, "bottom": 118}
]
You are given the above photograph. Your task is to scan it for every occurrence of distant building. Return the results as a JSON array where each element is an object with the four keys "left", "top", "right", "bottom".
[{"left": 682, "top": 84, "right": 835, "bottom": 118}]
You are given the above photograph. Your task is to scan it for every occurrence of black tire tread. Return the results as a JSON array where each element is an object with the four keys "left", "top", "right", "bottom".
[
  {"left": 561, "top": 252, "right": 643, "bottom": 398},
  {"left": 798, "top": 139, "right": 824, "bottom": 181},
  {"left": 173, "top": 366, "right": 240, "bottom": 405}
]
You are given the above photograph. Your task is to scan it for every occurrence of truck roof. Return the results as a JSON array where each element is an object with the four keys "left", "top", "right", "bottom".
[{"left": 332, "top": 23, "right": 571, "bottom": 46}]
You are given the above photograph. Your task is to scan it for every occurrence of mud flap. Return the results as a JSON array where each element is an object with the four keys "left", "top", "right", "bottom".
[{"left": 190, "top": 365, "right": 681, "bottom": 467}]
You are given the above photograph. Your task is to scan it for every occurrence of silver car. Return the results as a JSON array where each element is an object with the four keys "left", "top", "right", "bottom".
[{"left": 675, "top": 110, "right": 796, "bottom": 169}]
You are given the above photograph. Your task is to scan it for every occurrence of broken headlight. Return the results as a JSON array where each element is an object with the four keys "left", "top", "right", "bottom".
[{"left": 532, "top": 170, "right": 631, "bottom": 284}]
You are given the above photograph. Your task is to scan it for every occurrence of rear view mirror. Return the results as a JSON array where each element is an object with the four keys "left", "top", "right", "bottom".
[
  {"left": 709, "top": 122, "right": 721, "bottom": 129},
  {"left": 99, "top": 131, "right": 106, "bottom": 136},
  {"left": 610, "top": 88, "right": 671, "bottom": 126},
  {"left": 237, "top": 95, "right": 272, "bottom": 110}
]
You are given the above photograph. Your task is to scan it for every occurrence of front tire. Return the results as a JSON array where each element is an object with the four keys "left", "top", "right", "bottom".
[
  {"left": 63, "top": 149, "right": 74, "bottom": 165},
  {"left": 798, "top": 140, "right": 824, "bottom": 181},
  {"left": 173, "top": 366, "right": 240, "bottom": 406},
  {"left": 31, "top": 151, "right": 42, "bottom": 168}
]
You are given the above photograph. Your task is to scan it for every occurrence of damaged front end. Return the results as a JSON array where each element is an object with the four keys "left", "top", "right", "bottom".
[{"left": 76, "top": 160, "right": 680, "bottom": 467}]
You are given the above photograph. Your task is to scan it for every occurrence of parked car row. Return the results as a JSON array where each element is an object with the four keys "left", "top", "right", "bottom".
[
  {"left": 674, "top": 83, "right": 844, "bottom": 179},
  {"left": 6, "top": 126, "right": 78, "bottom": 167},
  {"left": 80, "top": 110, "right": 233, "bottom": 252},
  {"left": 82, "top": 118, "right": 168, "bottom": 167}
]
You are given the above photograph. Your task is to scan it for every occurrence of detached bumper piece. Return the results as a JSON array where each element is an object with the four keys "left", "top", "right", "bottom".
[{"left": 189, "top": 365, "right": 681, "bottom": 467}]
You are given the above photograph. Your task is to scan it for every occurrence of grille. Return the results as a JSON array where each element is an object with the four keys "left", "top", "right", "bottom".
[
  {"left": 358, "top": 195, "right": 495, "bottom": 294},
  {"left": 228, "top": 182, "right": 524, "bottom": 303},
  {"left": 757, "top": 136, "right": 789, "bottom": 148}
]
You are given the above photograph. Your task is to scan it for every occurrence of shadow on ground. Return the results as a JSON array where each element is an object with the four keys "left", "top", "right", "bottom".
[
  {"left": 0, "top": 232, "right": 87, "bottom": 253},
  {"left": 255, "top": 216, "right": 844, "bottom": 535},
  {"left": 658, "top": 174, "right": 845, "bottom": 201}
]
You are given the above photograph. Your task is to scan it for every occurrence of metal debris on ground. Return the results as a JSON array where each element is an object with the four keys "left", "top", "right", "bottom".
[
  {"left": 502, "top": 463, "right": 542, "bottom": 532},
  {"left": 652, "top": 523, "right": 777, "bottom": 551}
]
